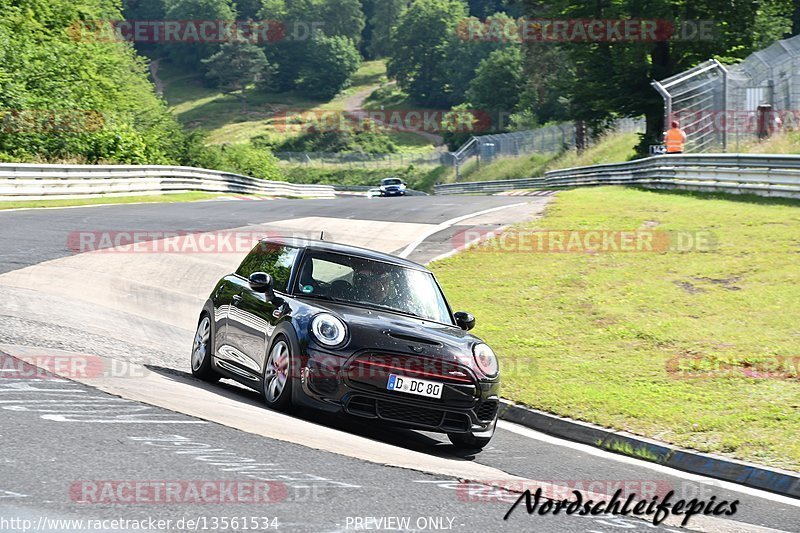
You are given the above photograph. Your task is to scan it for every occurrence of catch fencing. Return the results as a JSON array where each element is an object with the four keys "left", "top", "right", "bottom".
[
  {"left": 272, "top": 119, "right": 644, "bottom": 174},
  {"left": 273, "top": 151, "right": 451, "bottom": 168},
  {"left": 0, "top": 163, "right": 335, "bottom": 200},
  {"left": 451, "top": 118, "right": 644, "bottom": 179},
  {"left": 653, "top": 34, "right": 800, "bottom": 153}
]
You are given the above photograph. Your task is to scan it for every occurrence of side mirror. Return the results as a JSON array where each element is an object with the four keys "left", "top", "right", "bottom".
[
  {"left": 249, "top": 272, "right": 275, "bottom": 300},
  {"left": 454, "top": 311, "right": 476, "bottom": 331}
]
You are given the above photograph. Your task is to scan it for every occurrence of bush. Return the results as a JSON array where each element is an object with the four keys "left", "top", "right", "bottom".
[
  {"left": 0, "top": 0, "right": 186, "bottom": 164},
  {"left": 295, "top": 32, "right": 361, "bottom": 99},
  {"left": 217, "top": 144, "right": 282, "bottom": 181},
  {"left": 262, "top": 126, "right": 398, "bottom": 154}
]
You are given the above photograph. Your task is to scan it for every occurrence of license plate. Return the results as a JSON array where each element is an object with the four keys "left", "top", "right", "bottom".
[{"left": 386, "top": 374, "right": 442, "bottom": 399}]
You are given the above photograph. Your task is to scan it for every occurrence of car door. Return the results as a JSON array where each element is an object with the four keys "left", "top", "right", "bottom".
[
  {"left": 225, "top": 243, "right": 299, "bottom": 378},
  {"left": 211, "top": 277, "right": 240, "bottom": 356}
]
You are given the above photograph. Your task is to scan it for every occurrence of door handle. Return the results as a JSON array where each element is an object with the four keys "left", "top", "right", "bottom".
[{"left": 232, "top": 294, "right": 243, "bottom": 304}]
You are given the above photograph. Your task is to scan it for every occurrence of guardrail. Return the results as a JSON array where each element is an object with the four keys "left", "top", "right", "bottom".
[
  {"left": 0, "top": 163, "right": 336, "bottom": 200},
  {"left": 434, "top": 154, "right": 800, "bottom": 199}
]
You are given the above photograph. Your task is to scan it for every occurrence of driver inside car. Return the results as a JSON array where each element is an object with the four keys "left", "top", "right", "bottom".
[{"left": 354, "top": 265, "right": 396, "bottom": 305}]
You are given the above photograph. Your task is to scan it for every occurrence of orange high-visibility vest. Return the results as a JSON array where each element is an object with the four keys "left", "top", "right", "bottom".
[{"left": 665, "top": 128, "right": 686, "bottom": 153}]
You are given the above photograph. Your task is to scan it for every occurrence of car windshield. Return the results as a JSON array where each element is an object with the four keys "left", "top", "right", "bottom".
[
  {"left": 295, "top": 251, "right": 453, "bottom": 324},
  {"left": 382, "top": 179, "right": 402, "bottom": 186}
]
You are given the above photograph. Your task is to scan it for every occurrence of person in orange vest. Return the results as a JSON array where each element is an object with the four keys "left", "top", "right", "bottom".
[{"left": 664, "top": 121, "right": 687, "bottom": 154}]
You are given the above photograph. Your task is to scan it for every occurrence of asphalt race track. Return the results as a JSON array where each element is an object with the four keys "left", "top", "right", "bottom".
[{"left": 0, "top": 196, "right": 798, "bottom": 533}]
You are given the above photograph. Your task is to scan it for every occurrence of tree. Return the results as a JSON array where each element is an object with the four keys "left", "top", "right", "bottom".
[
  {"left": 235, "top": 0, "right": 265, "bottom": 19},
  {"left": 465, "top": 46, "right": 525, "bottom": 119},
  {"left": 467, "top": 0, "right": 512, "bottom": 18},
  {"left": 367, "top": 0, "right": 407, "bottom": 58},
  {"left": 203, "top": 39, "right": 272, "bottom": 111},
  {"left": 163, "top": 0, "right": 236, "bottom": 72},
  {"left": 517, "top": 0, "right": 768, "bottom": 155},
  {"left": 441, "top": 12, "right": 511, "bottom": 105},
  {"left": 122, "top": 0, "right": 167, "bottom": 21},
  {"left": 0, "top": 0, "right": 185, "bottom": 164},
  {"left": 387, "top": 0, "right": 468, "bottom": 107},
  {"left": 320, "top": 0, "right": 366, "bottom": 45},
  {"left": 295, "top": 31, "right": 361, "bottom": 99},
  {"left": 258, "top": 0, "right": 363, "bottom": 92}
]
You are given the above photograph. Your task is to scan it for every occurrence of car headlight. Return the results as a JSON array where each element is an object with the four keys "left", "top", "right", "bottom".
[
  {"left": 311, "top": 313, "right": 347, "bottom": 346},
  {"left": 473, "top": 343, "right": 498, "bottom": 377}
]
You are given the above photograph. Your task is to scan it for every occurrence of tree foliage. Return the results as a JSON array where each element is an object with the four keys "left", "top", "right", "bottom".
[
  {"left": 465, "top": 46, "right": 524, "bottom": 115},
  {"left": 516, "top": 0, "right": 786, "bottom": 154},
  {"left": 367, "top": 0, "right": 407, "bottom": 58},
  {"left": 203, "top": 39, "right": 272, "bottom": 110},
  {"left": 0, "top": 0, "right": 184, "bottom": 163},
  {"left": 163, "top": 0, "right": 236, "bottom": 72},
  {"left": 387, "top": 0, "right": 468, "bottom": 106},
  {"left": 295, "top": 31, "right": 361, "bottom": 98}
]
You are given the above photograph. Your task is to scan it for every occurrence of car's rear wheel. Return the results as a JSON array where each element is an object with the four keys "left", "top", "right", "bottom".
[
  {"left": 191, "top": 315, "right": 219, "bottom": 383},
  {"left": 448, "top": 417, "right": 496, "bottom": 450},
  {"left": 262, "top": 337, "right": 293, "bottom": 411}
]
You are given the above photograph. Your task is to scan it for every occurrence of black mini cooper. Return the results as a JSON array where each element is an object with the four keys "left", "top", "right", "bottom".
[{"left": 191, "top": 237, "right": 500, "bottom": 449}]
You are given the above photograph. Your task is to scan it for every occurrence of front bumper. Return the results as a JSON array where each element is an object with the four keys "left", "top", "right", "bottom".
[{"left": 299, "top": 349, "right": 500, "bottom": 434}]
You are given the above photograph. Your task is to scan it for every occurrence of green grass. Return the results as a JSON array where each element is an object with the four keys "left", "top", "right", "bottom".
[
  {"left": 314, "top": 60, "right": 388, "bottom": 109},
  {"left": 0, "top": 192, "right": 227, "bottom": 210},
  {"left": 451, "top": 132, "right": 639, "bottom": 184},
  {"left": 162, "top": 60, "right": 320, "bottom": 145},
  {"left": 601, "top": 439, "right": 666, "bottom": 463},
  {"left": 363, "top": 84, "right": 434, "bottom": 113},
  {"left": 160, "top": 59, "right": 433, "bottom": 153},
  {"left": 431, "top": 186, "right": 800, "bottom": 471},
  {"left": 736, "top": 129, "right": 800, "bottom": 154}
]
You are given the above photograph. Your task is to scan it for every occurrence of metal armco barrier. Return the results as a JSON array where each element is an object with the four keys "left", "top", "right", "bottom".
[
  {"left": 0, "top": 163, "right": 336, "bottom": 200},
  {"left": 434, "top": 154, "right": 800, "bottom": 199}
]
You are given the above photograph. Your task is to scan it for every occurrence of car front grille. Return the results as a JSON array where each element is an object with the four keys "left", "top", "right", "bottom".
[
  {"left": 377, "top": 399, "right": 444, "bottom": 427},
  {"left": 347, "top": 395, "right": 377, "bottom": 417},
  {"left": 346, "top": 395, "right": 471, "bottom": 432},
  {"left": 475, "top": 400, "right": 498, "bottom": 421}
]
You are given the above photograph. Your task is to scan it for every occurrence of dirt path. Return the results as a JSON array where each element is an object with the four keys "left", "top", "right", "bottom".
[
  {"left": 149, "top": 58, "right": 166, "bottom": 96},
  {"left": 342, "top": 84, "right": 445, "bottom": 147}
]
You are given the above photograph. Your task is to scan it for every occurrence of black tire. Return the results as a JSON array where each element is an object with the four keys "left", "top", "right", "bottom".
[
  {"left": 448, "top": 417, "right": 496, "bottom": 450},
  {"left": 262, "top": 335, "right": 294, "bottom": 411},
  {"left": 191, "top": 314, "right": 219, "bottom": 383}
]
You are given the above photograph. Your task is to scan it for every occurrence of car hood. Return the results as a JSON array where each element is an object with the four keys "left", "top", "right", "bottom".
[{"left": 308, "top": 300, "right": 481, "bottom": 364}]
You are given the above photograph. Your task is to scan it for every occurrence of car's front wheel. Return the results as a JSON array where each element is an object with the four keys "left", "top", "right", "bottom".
[
  {"left": 448, "top": 417, "right": 496, "bottom": 450},
  {"left": 262, "top": 336, "right": 293, "bottom": 411},
  {"left": 191, "top": 314, "right": 219, "bottom": 383}
]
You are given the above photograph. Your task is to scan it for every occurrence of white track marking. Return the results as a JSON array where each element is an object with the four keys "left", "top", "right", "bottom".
[
  {"left": 499, "top": 421, "right": 800, "bottom": 508},
  {"left": 398, "top": 203, "right": 527, "bottom": 258}
]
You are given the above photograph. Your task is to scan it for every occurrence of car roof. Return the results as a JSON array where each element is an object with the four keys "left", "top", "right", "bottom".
[{"left": 261, "top": 237, "right": 430, "bottom": 272}]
